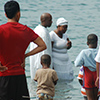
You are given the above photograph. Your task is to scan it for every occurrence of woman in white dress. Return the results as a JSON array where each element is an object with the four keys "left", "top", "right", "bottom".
[{"left": 49, "top": 18, "right": 74, "bottom": 81}]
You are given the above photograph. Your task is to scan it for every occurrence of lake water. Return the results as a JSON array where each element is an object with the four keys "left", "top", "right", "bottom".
[{"left": 0, "top": 0, "right": 100, "bottom": 100}]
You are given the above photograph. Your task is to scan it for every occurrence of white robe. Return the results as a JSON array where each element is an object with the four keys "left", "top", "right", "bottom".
[
  {"left": 30, "top": 24, "right": 52, "bottom": 79},
  {"left": 49, "top": 31, "right": 74, "bottom": 81}
]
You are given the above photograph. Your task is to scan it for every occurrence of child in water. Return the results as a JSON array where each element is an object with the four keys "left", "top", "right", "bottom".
[
  {"left": 34, "top": 54, "right": 58, "bottom": 100},
  {"left": 75, "top": 34, "right": 98, "bottom": 100}
]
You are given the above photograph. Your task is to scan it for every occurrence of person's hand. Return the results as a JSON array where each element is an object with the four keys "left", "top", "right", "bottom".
[
  {"left": 95, "top": 77, "right": 99, "bottom": 88},
  {"left": 67, "top": 38, "right": 72, "bottom": 49},
  {"left": 21, "top": 55, "right": 27, "bottom": 69},
  {"left": 0, "top": 62, "right": 8, "bottom": 72},
  {"left": 21, "top": 59, "right": 25, "bottom": 69}
]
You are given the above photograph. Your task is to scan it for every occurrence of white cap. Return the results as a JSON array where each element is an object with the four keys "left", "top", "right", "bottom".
[{"left": 56, "top": 17, "right": 68, "bottom": 26}]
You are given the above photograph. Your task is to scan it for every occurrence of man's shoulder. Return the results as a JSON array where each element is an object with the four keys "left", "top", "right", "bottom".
[
  {"left": 0, "top": 22, "right": 27, "bottom": 29},
  {"left": 34, "top": 25, "right": 48, "bottom": 36},
  {"left": 34, "top": 24, "right": 47, "bottom": 30},
  {"left": 0, "top": 23, "right": 8, "bottom": 27},
  {"left": 34, "top": 24, "right": 46, "bottom": 31},
  {"left": 0, "top": 23, "right": 11, "bottom": 31}
]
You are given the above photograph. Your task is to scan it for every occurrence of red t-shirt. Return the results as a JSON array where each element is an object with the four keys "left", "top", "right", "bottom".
[{"left": 0, "top": 22, "right": 39, "bottom": 76}]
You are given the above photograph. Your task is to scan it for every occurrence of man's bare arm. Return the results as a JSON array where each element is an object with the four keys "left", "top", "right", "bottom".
[{"left": 25, "top": 37, "right": 47, "bottom": 58}]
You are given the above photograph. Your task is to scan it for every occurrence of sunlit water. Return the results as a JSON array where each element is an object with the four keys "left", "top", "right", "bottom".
[{"left": 0, "top": 0, "right": 100, "bottom": 99}]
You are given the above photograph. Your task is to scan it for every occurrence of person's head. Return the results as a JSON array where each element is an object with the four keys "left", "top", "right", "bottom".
[
  {"left": 40, "top": 13, "right": 52, "bottom": 28},
  {"left": 41, "top": 54, "right": 51, "bottom": 67},
  {"left": 87, "top": 34, "right": 98, "bottom": 48},
  {"left": 4, "top": 0, "right": 20, "bottom": 22},
  {"left": 56, "top": 17, "right": 68, "bottom": 33}
]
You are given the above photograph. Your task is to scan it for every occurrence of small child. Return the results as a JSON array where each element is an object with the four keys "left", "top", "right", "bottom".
[
  {"left": 34, "top": 54, "right": 58, "bottom": 100},
  {"left": 77, "top": 66, "right": 100, "bottom": 100},
  {"left": 75, "top": 34, "right": 98, "bottom": 100}
]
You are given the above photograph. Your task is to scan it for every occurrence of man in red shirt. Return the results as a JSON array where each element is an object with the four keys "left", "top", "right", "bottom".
[{"left": 0, "top": 0, "right": 46, "bottom": 100}]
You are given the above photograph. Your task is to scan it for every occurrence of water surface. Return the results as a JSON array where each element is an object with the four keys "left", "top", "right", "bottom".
[{"left": 0, "top": 0, "right": 100, "bottom": 99}]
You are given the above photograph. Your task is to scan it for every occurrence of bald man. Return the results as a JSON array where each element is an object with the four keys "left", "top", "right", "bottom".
[{"left": 30, "top": 13, "right": 53, "bottom": 79}]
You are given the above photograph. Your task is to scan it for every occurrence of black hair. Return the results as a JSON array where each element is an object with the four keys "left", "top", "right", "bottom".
[
  {"left": 4, "top": 0, "right": 20, "bottom": 19},
  {"left": 87, "top": 34, "right": 98, "bottom": 44},
  {"left": 41, "top": 54, "right": 51, "bottom": 66}
]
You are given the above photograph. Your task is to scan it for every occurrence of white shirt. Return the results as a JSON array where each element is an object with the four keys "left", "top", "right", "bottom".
[
  {"left": 95, "top": 46, "right": 100, "bottom": 63},
  {"left": 30, "top": 24, "right": 52, "bottom": 79}
]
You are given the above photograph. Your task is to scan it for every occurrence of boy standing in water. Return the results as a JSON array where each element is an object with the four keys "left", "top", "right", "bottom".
[
  {"left": 34, "top": 54, "right": 58, "bottom": 100},
  {"left": 0, "top": 0, "right": 46, "bottom": 100},
  {"left": 75, "top": 34, "right": 98, "bottom": 100}
]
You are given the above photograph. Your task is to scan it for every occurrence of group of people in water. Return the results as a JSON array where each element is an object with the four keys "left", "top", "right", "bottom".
[
  {"left": 30, "top": 13, "right": 74, "bottom": 81},
  {"left": 0, "top": 0, "right": 100, "bottom": 100},
  {"left": 29, "top": 11, "right": 74, "bottom": 100}
]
